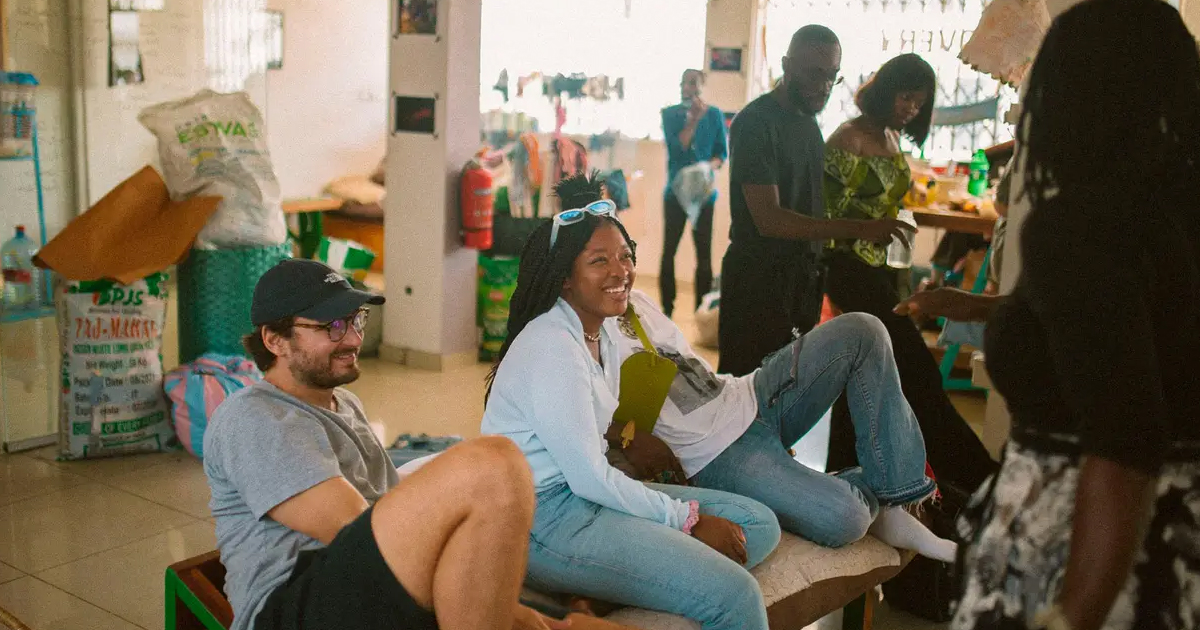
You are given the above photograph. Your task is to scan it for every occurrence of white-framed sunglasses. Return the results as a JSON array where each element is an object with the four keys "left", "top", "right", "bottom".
[{"left": 549, "top": 199, "right": 618, "bottom": 250}]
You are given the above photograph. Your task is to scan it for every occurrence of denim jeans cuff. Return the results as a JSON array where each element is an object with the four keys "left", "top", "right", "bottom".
[{"left": 873, "top": 477, "right": 937, "bottom": 507}]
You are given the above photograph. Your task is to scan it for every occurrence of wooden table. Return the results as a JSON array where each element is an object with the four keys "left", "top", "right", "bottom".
[
  {"left": 282, "top": 196, "right": 343, "bottom": 214},
  {"left": 282, "top": 196, "right": 343, "bottom": 259},
  {"left": 911, "top": 206, "right": 996, "bottom": 235}
]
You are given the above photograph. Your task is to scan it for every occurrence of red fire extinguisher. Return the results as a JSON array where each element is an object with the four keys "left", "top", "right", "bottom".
[{"left": 460, "top": 162, "right": 494, "bottom": 250}]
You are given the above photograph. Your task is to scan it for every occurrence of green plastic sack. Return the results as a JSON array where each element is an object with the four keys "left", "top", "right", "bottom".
[
  {"left": 316, "top": 236, "right": 375, "bottom": 282},
  {"left": 178, "top": 243, "right": 292, "bottom": 363},
  {"left": 478, "top": 255, "right": 520, "bottom": 360}
]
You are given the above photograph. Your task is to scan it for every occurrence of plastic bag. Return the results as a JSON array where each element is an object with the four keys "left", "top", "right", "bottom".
[
  {"left": 670, "top": 162, "right": 715, "bottom": 226},
  {"left": 163, "top": 354, "right": 261, "bottom": 459},
  {"left": 138, "top": 90, "right": 287, "bottom": 249},
  {"left": 58, "top": 274, "right": 176, "bottom": 459},
  {"left": 694, "top": 290, "right": 720, "bottom": 349}
]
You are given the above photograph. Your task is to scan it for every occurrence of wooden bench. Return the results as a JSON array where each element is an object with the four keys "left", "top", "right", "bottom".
[
  {"left": 165, "top": 541, "right": 908, "bottom": 630},
  {"left": 165, "top": 550, "right": 232, "bottom": 630}
]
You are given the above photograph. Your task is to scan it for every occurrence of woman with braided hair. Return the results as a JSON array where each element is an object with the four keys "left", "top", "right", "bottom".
[
  {"left": 481, "top": 179, "right": 781, "bottom": 630},
  {"left": 953, "top": 1, "right": 1200, "bottom": 629}
]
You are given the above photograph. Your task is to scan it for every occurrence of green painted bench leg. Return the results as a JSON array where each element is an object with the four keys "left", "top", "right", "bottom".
[
  {"left": 165, "top": 568, "right": 228, "bottom": 630},
  {"left": 165, "top": 569, "right": 178, "bottom": 630}
]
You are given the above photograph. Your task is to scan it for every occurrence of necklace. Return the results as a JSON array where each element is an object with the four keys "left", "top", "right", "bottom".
[{"left": 584, "top": 330, "right": 602, "bottom": 343}]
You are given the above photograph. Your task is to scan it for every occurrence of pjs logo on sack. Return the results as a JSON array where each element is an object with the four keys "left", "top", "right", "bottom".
[{"left": 91, "top": 287, "right": 145, "bottom": 307}]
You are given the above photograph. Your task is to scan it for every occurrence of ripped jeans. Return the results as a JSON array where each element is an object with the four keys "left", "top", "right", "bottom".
[{"left": 694, "top": 313, "right": 935, "bottom": 547}]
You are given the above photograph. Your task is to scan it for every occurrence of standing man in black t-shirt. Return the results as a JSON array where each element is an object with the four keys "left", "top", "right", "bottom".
[{"left": 718, "top": 25, "right": 913, "bottom": 376}]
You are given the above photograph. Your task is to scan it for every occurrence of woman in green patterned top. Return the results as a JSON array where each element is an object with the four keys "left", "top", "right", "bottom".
[{"left": 822, "top": 54, "right": 1000, "bottom": 497}]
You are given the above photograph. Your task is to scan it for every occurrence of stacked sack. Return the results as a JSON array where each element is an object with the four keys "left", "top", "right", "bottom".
[{"left": 139, "top": 90, "right": 291, "bottom": 363}]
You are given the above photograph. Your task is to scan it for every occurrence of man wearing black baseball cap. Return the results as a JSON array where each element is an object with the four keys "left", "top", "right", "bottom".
[{"left": 201, "top": 259, "right": 578, "bottom": 630}]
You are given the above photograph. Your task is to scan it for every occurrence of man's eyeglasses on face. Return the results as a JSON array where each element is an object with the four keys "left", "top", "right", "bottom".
[
  {"left": 798, "top": 67, "right": 844, "bottom": 87},
  {"left": 293, "top": 309, "right": 370, "bottom": 343}
]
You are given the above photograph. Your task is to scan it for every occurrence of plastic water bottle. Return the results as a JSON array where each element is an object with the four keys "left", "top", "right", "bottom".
[
  {"left": 967, "top": 150, "right": 990, "bottom": 197},
  {"left": 2, "top": 226, "right": 40, "bottom": 310},
  {"left": 886, "top": 210, "right": 918, "bottom": 269}
]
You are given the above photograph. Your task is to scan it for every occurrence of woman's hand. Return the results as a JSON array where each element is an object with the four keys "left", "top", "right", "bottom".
[
  {"left": 894, "top": 287, "right": 1000, "bottom": 322},
  {"left": 619, "top": 425, "right": 690, "bottom": 485},
  {"left": 894, "top": 287, "right": 975, "bottom": 320},
  {"left": 691, "top": 514, "right": 748, "bottom": 565},
  {"left": 858, "top": 218, "right": 915, "bottom": 245}
]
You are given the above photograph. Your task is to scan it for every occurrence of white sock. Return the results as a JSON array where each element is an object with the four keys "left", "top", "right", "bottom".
[{"left": 868, "top": 506, "right": 958, "bottom": 563}]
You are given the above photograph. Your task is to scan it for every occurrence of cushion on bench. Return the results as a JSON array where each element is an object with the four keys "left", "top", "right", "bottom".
[{"left": 603, "top": 533, "right": 903, "bottom": 630}]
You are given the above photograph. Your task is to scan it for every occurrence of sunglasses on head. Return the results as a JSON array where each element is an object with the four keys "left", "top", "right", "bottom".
[{"left": 549, "top": 199, "right": 618, "bottom": 251}]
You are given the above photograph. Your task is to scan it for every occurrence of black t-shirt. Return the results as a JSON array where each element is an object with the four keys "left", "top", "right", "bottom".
[
  {"left": 984, "top": 198, "right": 1200, "bottom": 474},
  {"left": 728, "top": 93, "right": 825, "bottom": 256}
]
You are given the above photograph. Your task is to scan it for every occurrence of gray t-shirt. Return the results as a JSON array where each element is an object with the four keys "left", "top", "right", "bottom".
[
  {"left": 203, "top": 381, "right": 399, "bottom": 630},
  {"left": 728, "top": 93, "right": 826, "bottom": 256}
]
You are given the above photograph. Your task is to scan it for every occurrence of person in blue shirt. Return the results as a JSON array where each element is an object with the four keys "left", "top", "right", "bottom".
[{"left": 660, "top": 69, "right": 728, "bottom": 318}]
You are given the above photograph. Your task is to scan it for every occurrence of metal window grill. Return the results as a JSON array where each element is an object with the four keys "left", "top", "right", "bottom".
[{"left": 766, "top": 0, "right": 1017, "bottom": 159}]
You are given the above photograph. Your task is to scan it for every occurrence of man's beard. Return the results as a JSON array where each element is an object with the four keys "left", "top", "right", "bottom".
[
  {"left": 289, "top": 346, "right": 360, "bottom": 389},
  {"left": 786, "top": 79, "right": 811, "bottom": 114}
]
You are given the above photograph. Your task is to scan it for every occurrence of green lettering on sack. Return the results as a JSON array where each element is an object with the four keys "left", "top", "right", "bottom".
[{"left": 100, "top": 411, "right": 165, "bottom": 435}]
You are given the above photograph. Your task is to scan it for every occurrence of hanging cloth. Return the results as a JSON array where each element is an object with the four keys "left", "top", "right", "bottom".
[{"left": 959, "top": 0, "right": 1051, "bottom": 87}]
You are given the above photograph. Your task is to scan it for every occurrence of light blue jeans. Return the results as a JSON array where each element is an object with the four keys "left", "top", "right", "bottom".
[
  {"left": 526, "top": 482, "right": 781, "bottom": 630},
  {"left": 694, "top": 313, "right": 935, "bottom": 548}
]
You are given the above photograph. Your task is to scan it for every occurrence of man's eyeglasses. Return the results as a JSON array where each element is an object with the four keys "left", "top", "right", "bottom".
[
  {"left": 549, "top": 199, "right": 619, "bottom": 250},
  {"left": 293, "top": 308, "right": 369, "bottom": 343},
  {"left": 799, "top": 67, "right": 844, "bottom": 87}
]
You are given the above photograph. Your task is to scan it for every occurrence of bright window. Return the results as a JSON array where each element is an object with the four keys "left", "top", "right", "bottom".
[
  {"left": 763, "top": 0, "right": 1018, "bottom": 161},
  {"left": 479, "top": 0, "right": 707, "bottom": 139}
]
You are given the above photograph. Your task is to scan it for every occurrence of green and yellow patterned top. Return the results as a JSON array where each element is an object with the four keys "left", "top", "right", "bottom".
[{"left": 823, "top": 148, "right": 912, "bottom": 267}]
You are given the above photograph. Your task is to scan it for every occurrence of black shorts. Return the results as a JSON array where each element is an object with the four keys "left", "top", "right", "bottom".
[{"left": 254, "top": 505, "right": 439, "bottom": 630}]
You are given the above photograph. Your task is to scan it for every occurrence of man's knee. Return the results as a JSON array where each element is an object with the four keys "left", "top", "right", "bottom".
[
  {"left": 410, "top": 437, "right": 533, "bottom": 514},
  {"left": 831, "top": 312, "right": 891, "bottom": 351},
  {"left": 457, "top": 436, "right": 533, "bottom": 501}
]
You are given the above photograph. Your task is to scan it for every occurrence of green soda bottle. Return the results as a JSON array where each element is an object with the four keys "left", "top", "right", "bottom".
[{"left": 967, "top": 149, "right": 990, "bottom": 197}]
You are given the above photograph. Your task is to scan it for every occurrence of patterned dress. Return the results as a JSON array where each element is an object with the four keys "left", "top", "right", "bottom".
[
  {"left": 823, "top": 148, "right": 911, "bottom": 267},
  {"left": 954, "top": 438, "right": 1200, "bottom": 630}
]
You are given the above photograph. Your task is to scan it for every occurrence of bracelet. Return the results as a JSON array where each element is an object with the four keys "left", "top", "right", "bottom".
[
  {"left": 682, "top": 500, "right": 701, "bottom": 535},
  {"left": 1034, "top": 605, "right": 1074, "bottom": 630}
]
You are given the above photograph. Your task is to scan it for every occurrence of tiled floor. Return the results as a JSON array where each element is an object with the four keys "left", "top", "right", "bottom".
[{"left": 0, "top": 285, "right": 983, "bottom": 630}]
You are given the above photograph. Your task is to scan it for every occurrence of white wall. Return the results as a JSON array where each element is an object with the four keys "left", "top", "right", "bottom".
[
  {"left": 0, "top": 0, "right": 77, "bottom": 245},
  {"left": 77, "top": 0, "right": 208, "bottom": 206},
  {"left": 8, "top": 0, "right": 387, "bottom": 223},
  {"left": 263, "top": 0, "right": 389, "bottom": 197}
]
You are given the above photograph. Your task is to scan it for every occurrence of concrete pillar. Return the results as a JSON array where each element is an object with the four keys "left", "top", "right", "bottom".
[
  {"left": 703, "top": 0, "right": 762, "bottom": 112},
  {"left": 381, "top": 0, "right": 481, "bottom": 371}
]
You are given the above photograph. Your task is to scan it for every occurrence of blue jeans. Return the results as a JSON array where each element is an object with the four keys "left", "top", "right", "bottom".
[
  {"left": 526, "top": 482, "right": 781, "bottom": 630},
  {"left": 695, "top": 313, "right": 934, "bottom": 548}
]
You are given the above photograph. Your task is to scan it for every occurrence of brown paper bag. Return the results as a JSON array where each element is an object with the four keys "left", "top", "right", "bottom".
[{"left": 34, "top": 166, "right": 221, "bottom": 284}]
